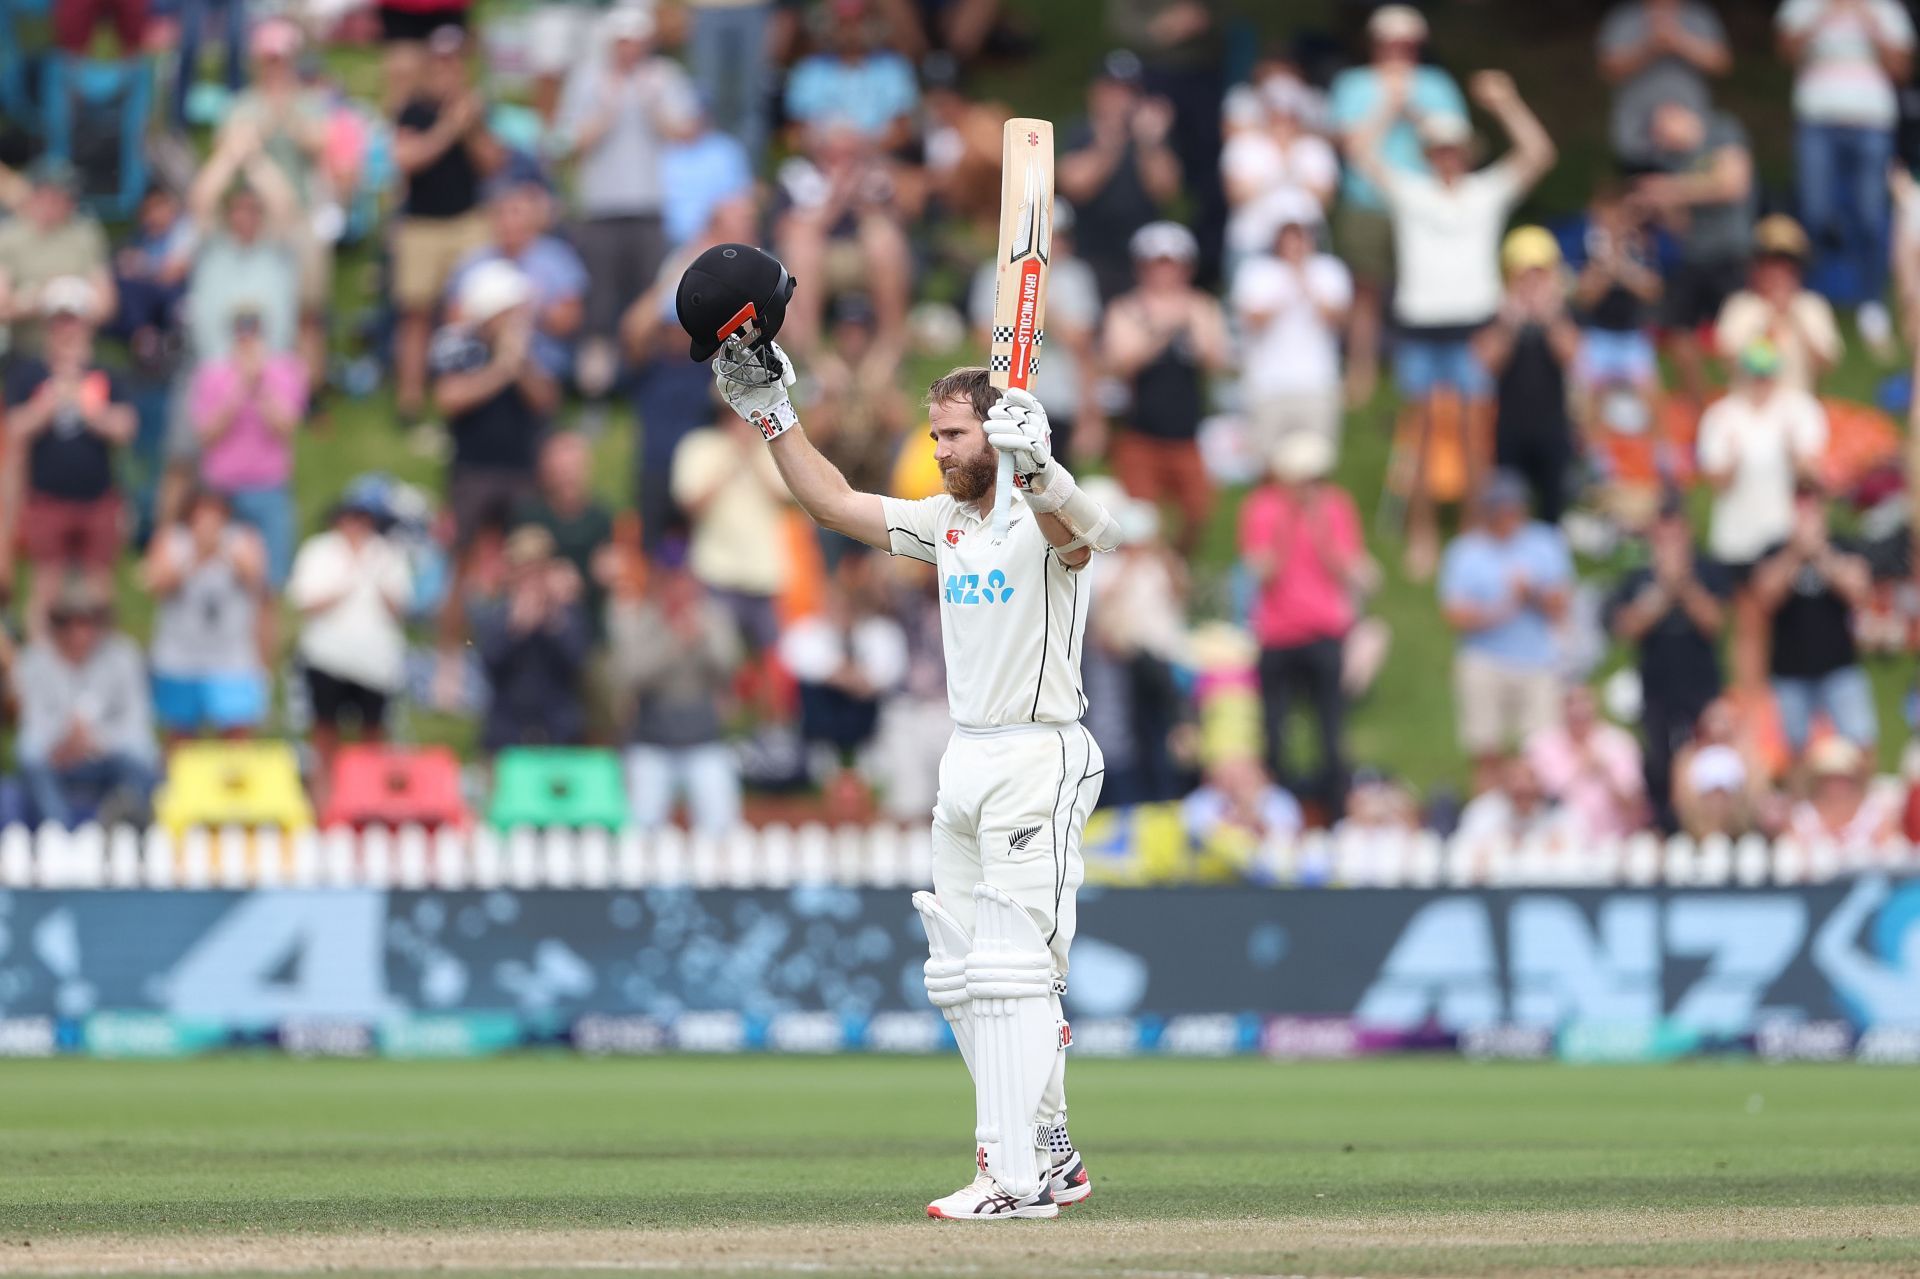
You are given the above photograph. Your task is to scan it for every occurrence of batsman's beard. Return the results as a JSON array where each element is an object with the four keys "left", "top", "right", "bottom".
[{"left": 941, "top": 448, "right": 998, "bottom": 505}]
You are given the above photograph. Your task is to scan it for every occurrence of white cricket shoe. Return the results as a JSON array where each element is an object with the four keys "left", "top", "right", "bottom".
[
  {"left": 926, "top": 1171, "right": 1059, "bottom": 1221},
  {"left": 1048, "top": 1149, "right": 1092, "bottom": 1206}
]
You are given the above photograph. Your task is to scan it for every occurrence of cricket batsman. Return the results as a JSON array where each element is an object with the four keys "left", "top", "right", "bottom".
[{"left": 680, "top": 244, "right": 1119, "bottom": 1220}]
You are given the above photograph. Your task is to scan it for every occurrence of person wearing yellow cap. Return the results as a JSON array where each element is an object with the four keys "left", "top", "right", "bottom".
[
  {"left": 1712, "top": 214, "right": 1841, "bottom": 396},
  {"left": 1473, "top": 226, "right": 1580, "bottom": 524}
]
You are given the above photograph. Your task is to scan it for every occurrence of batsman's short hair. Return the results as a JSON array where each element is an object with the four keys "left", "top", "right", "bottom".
[{"left": 925, "top": 367, "right": 1003, "bottom": 421}]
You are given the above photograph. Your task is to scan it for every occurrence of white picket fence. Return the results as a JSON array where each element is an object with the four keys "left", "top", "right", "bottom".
[{"left": 1, "top": 822, "right": 1918, "bottom": 890}]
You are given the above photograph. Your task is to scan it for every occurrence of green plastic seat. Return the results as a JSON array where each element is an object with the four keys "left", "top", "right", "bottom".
[{"left": 486, "top": 748, "right": 629, "bottom": 830}]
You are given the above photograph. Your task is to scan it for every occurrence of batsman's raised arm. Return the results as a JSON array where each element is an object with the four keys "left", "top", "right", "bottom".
[{"left": 711, "top": 339, "right": 892, "bottom": 551}]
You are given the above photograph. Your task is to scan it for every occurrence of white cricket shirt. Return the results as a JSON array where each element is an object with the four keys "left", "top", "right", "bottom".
[{"left": 879, "top": 491, "right": 1090, "bottom": 730}]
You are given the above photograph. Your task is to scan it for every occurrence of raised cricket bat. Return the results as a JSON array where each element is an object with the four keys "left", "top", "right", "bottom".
[{"left": 989, "top": 118, "right": 1054, "bottom": 543}]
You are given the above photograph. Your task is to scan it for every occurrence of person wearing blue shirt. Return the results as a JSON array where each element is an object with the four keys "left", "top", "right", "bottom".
[
  {"left": 1327, "top": 4, "right": 1466, "bottom": 405},
  {"left": 660, "top": 112, "right": 754, "bottom": 248},
  {"left": 782, "top": 12, "right": 918, "bottom": 148},
  {"left": 1439, "top": 469, "right": 1574, "bottom": 787}
]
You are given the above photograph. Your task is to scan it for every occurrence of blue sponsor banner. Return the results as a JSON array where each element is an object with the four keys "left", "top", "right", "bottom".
[{"left": 0, "top": 880, "right": 1918, "bottom": 1058}]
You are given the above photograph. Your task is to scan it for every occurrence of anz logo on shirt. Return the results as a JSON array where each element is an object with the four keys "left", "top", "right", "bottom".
[{"left": 943, "top": 570, "right": 1014, "bottom": 606}]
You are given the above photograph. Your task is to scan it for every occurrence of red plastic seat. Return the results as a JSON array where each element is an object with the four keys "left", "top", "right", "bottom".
[{"left": 322, "top": 745, "right": 470, "bottom": 830}]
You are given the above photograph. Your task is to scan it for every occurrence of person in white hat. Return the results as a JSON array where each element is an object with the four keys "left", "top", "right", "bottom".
[
  {"left": 1349, "top": 68, "right": 1556, "bottom": 579},
  {"left": 1789, "top": 735, "right": 1898, "bottom": 846},
  {"left": 1326, "top": 3, "right": 1466, "bottom": 403},
  {"left": 429, "top": 260, "right": 558, "bottom": 547},
  {"left": 1101, "top": 219, "right": 1232, "bottom": 557}
]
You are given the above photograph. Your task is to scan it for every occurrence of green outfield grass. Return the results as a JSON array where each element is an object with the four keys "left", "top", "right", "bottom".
[{"left": 2, "top": 1055, "right": 1920, "bottom": 1276}]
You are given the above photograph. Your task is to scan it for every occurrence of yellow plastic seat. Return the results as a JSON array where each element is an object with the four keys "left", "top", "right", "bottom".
[{"left": 154, "top": 741, "right": 314, "bottom": 835}]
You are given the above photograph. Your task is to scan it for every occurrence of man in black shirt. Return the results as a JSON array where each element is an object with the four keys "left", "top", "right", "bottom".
[
  {"left": 1101, "top": 221, "right": 1231, "bottom": 557},
  {"left": 473, "top": 524, "right": 591, "bottom": 754},
  {"left": 514, "top": 431, "right": 615, "bottom": 635},
  {"left": 1, "top": 278, "right": 136, "bottom": 639},
  {"left": 1476, "top": 228, "right": 1580, "bottom": 524},
  {"left": 429, "top": 259, "right": 557, "bottom": 545},
  {"left": 1607, "top": 499, "right": 1728, "bottom": 831},
  {"left": 1753, "top": 487, "right": 1878, "bottom": 763},
  {"left": 1056, "top": 51, "right": 1182, "bottom": 303},
  {"left": 392, "top": 25, "right": 503, "bottom": 422}
]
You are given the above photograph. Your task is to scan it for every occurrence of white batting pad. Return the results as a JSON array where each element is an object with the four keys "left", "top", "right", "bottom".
[
  {"left": 913, "top": 890, "right": 975, "bottom": 1075},
  {"left": 965, "top": 882, "right": 1061, "bottom": 1198}
]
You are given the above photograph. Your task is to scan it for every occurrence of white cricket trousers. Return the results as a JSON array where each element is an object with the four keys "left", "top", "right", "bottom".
[{"left": 928, "top": 722, "right": 1104, "bottom": 978}]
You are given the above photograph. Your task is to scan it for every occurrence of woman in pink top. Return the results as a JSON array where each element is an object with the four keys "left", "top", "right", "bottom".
[
  {"left": 188, "top": 306, "right": 308, "bottom": 586},
  {"left": 1238, "top": 433, "right": 1367, "bottom": 811},
  {"left": 1524, "top": 683, "right": 1648, "bottom": 837}
]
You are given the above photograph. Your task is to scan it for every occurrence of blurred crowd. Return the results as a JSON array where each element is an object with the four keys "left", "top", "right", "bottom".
[{"left": 6, "top": 0, "right": 1920, "bottom": 864}]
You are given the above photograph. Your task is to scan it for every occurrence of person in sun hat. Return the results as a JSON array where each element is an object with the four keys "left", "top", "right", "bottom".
[
  {"left": 1789, "top": 735, "right": 1898, "bottom": 845},
  {"left": 286, "top": 488, "right": 414, "bottom": 808},
  {"left": 1713, "top": 213, "right": 1841, "bottom": 395}
]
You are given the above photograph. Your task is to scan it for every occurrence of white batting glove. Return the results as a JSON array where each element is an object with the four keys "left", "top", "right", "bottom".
[
  {"left": 713, "top": 337, "right": 800, "bottom": 440},
  {"left": 986, "top": 388, "right": 1069, "bottom": 508}
]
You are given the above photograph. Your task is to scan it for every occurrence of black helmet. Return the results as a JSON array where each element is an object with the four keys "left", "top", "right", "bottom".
[{"left": 675, "top": 243, "right": 797, "bottom": 363}]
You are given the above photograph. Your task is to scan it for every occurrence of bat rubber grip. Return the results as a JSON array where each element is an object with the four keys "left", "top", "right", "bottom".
[{"left": 991, "top": 453, "right": 1013, "bottom": 541}]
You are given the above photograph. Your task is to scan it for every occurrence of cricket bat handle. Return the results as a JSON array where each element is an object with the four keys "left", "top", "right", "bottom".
[{"left": 991, "top": 452, "right": 1012, "bottom": 541}]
